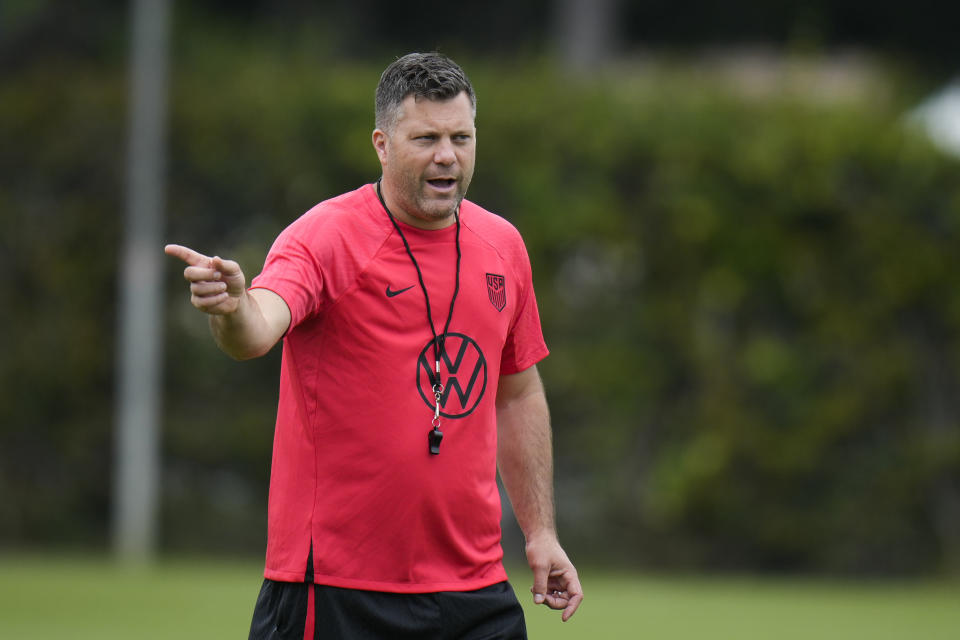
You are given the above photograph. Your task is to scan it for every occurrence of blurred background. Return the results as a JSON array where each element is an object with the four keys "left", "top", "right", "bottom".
[{"left": 2, "top": 0, "right": 960, "bottom": 635}]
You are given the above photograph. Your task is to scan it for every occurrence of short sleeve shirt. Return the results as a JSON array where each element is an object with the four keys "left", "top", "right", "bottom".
[{"left": 250, "top": 184, "right": 548, "bottom": 592}]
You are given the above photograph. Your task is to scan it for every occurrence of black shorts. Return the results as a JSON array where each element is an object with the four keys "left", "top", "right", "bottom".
[{"left": 248, "top": 578, "right": 527, "bottom": 640}]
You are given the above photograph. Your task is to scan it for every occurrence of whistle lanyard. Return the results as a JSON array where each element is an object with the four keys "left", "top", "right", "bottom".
[{"left": 376, "top": 179, "right": 462, "bottom": 454}]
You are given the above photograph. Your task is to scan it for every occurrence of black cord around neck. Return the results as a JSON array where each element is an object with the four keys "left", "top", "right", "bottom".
[{"left": 376, "top": 179, "right": 462, "bottom": 386}]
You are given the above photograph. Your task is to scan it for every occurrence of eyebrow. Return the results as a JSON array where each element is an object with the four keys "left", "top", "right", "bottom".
[{"left": 408, "top": 127, "right": 474, "bottom": 138}]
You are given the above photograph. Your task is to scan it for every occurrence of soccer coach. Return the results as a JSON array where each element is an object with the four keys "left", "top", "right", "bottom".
[{"left": 166, "top": 52, "right": 582, "bottom": 639}]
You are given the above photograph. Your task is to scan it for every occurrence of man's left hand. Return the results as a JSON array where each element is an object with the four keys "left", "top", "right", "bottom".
[{"left": 526, "top": 534, "right": 583, "bottom": 622}]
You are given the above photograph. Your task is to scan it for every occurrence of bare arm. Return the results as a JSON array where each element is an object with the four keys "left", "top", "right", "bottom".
[
  {"left": 164, "top": 244, "right": 290, "bottom": 360},
  {"left": 496, "top": 364, "right": 583, "bottom": 622}
]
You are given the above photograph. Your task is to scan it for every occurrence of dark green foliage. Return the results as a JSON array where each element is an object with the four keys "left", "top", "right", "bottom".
[
  {"left": 478, "top": 68, "right": 960, "bottom": 575},
  {"left": 2, "top": 38, "right": 958, "bottom": 574}
]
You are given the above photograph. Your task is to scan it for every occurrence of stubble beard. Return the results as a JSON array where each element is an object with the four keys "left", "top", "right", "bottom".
[{"left": 396, "top": 171, "right": 471, "bottom": 226}]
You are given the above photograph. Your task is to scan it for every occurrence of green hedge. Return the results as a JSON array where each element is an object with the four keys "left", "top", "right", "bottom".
[{"left": 3, "top": 37, "right": 959, "bottom": 574}]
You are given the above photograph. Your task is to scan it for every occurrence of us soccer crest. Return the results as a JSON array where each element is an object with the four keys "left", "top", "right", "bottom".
[{"left": 486, "top": 273, "right": 506, "bottom": 312}]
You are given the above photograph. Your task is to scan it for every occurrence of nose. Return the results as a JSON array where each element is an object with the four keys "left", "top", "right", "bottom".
[{"left": 433, "top": 137, "right": 456, "bottom": 166}]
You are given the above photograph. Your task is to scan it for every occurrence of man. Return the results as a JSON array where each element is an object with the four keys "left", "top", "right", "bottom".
[{"left": 166, "top": 52, "right": 582, "bottom": 639}]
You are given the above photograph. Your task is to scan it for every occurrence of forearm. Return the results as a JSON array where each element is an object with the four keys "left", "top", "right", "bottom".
[
  {"left": 497, "top": 377, "right": 557, "bottom": 543},
  {"left": 210, "top": 289, "right": 283, "bottom": 360},
  {"left": 497, "top": 370, "right": 584, "bottom": 621}
]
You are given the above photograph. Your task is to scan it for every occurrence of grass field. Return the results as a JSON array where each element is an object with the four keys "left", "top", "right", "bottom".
[{"left": 1, "top": 553, "right": 958, "bottom": 639}]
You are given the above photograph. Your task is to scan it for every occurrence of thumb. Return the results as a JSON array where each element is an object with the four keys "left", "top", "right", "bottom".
[
  {"left": 210, "top": 256, "right": 246, "bottom": 295},
  {"left": 211, "top": 255, "right": 242, "bottom": 277},
  {"left": 531, "top": 563, "right": 549, "bottom": 605}
]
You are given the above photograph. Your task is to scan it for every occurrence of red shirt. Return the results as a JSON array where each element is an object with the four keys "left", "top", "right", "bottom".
[{"left": 249, "top": 184, "right": 549, "bottom": 592}]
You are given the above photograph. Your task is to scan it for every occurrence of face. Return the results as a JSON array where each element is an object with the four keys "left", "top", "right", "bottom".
[{"left": 373, "top": 92, "right": 476, "bottom": 229}]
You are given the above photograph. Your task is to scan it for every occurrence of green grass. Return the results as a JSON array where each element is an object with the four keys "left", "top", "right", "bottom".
[
  {"left": 518, "top": 569, "right": 960, "bottom": 640},
  {"left": 0, "top": 554, "right": 957, "bottom": 639}
]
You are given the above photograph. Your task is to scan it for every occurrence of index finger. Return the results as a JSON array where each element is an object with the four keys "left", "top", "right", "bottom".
[
  {"left": 562, "top": 590, "right": 583, "bottom": 622},
  {"left": 164, "top": 244, "right": 212, "bottom": 267},
  {"left": 555, "top": 569, "right": 583, "bottom": 622}
]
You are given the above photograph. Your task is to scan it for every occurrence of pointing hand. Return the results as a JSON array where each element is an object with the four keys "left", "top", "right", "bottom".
[{"left": 164, "top": 244, "right": 246, "bottom": 315}]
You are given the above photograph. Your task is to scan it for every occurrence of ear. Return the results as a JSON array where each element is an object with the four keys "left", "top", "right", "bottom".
[{"left": 372, "top": 129, "right": 389, "bottom": 165}]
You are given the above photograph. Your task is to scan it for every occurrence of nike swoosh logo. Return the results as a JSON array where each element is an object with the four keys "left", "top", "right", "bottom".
[{"left": 386, "top": 285, "right": 415, "bottom": 298}]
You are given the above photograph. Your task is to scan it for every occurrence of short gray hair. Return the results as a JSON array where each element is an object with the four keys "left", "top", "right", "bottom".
[{"left": 375, "top": 52, "right": 477, "bottom": 133}]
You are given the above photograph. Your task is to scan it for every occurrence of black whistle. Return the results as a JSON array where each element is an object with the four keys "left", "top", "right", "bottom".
[{"left": 428, "top": 427, "right": 444, "bottom": 455}]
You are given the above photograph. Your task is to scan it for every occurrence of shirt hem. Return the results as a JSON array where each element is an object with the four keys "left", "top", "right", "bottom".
[
  {"left": 263, "top": 567, "right": 509, "bottom": 594},
  {"left": 500, "top": 346, "right": 550, "bottom": 376}
]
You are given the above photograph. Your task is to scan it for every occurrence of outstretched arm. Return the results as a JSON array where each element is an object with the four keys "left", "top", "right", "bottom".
[
  {"left": 496, "top": 364, "right": 583, "bottom": 622},
  {"left": 164, "top": 244, "right": 290, "bottom": 360}
]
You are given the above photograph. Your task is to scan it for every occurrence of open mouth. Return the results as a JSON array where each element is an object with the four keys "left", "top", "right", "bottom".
[{"left": 426, "top": 178, "right": 457, "bottom": 191}]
